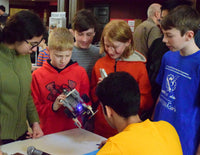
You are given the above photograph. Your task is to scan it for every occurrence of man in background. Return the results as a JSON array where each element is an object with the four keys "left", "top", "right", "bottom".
[{"left": 133, "top": 3, "right": 162, "bottom": 58}]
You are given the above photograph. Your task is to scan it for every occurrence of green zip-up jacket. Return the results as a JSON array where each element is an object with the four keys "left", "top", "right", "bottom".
[{"left": 0, "top": 43, "right": 39, "bottom": 140}]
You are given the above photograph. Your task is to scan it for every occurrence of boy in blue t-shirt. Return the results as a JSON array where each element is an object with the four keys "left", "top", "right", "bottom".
[{"left": 153, "top": 5, "right": 200, "bottom": 155}]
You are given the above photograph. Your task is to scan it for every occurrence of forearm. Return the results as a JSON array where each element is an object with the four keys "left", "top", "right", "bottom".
[
  {"left": 196, "top": 142, "right": 200, "bottom": 155},
  {"left": 26, "top": 92, "right": 40, "bottom": 124}
]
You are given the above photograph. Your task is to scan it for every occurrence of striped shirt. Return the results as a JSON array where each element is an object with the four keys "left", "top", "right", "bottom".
[
  {"left": 71, "top": 45, "right": 101, "bottom": 79},
  {"left": 37, "top": 48, "right": 49, "bottom": 66}
]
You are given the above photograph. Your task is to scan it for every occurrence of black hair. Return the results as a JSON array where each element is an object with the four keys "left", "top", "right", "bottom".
[
  {"left": 161, "top": 5, "right": 200, "bottom": 36},
  {"left": 96, "top": 72, "right": 140, "bottom": 118},
  {"left": 161, "top": 0, "right": 193, "bottom": 11},
  {"left": 0, "top": 5, "right": 5, "bottom": 12},
  {"left": 0, "top": 10, "right": 45, "bottom": 44},
  {"left": 72, "top": 9, "right": 97, "bottom": 32}
]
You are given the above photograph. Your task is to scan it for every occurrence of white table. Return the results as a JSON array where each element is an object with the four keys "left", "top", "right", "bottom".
[{"left": 1, "top": 128, "right": 106, "bottom": 155}]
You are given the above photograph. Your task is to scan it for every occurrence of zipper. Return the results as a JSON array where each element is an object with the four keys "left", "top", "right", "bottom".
[{"left": 114, "top": 58, "right": 120, "bottom": 72}]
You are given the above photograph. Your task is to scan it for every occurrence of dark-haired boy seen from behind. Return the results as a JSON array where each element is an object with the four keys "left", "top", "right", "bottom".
[
  {"left": 153, "top": 5, "right": 200, "bottom": 155},
  {"left": 96, "top": 72, "right": 182, "bottom": 155},
  {"left": 71, "top": 9, "right": 102, "bottom": 80}
]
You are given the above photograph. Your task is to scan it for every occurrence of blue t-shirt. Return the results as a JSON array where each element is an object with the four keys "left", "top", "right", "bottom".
[{"left": 154, "top": 50, "right": 200, "bottom": 155}]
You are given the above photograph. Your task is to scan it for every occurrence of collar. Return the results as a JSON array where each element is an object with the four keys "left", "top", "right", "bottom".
[{"left": 122, "top": 50, "right": 146, "bottom": 62}]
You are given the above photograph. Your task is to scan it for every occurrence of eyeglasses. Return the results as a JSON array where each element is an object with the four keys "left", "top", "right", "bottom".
[
  {"left": 105, "top": 44, "right": 123, "bottom": 52},
  {"left": 25, "top": 38, "right": 43, "bottom": 49}
]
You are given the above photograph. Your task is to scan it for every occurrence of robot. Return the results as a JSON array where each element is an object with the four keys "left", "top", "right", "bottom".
[{"left": 60, "top": 89, "right": 96, "bottom": 128}]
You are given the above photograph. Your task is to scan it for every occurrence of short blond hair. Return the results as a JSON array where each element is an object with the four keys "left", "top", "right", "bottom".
[
  {"left": 100, "top": 20, "right": 134, "bottom": 58},
  {"left": 48, "top": 27, "right": 74, "bottom": 51}
]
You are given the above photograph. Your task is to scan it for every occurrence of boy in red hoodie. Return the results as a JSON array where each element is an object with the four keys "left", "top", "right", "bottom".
[{"left": 31, "top": 28, "right": 90, "bottom": 135}]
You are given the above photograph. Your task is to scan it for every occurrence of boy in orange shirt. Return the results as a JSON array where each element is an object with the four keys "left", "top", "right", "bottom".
[{"left": 91, "top": 20, "right": 153, "bottom": 138}]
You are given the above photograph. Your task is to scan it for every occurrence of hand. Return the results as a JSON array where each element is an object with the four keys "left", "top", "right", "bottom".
[
  {"left": 98, "top": 140, "right": 107, "bottom": 149},
  {"left": 196, "top": 143, "right": 200, "bottom": 155},
  {"left": 26, "top": 122, "right": 44, "bottom": 139},
  {"left": 83, "top": 117, "right": 94, "bottom": 132},
  {"left": 31, "top": 65, "right": 40, "bottom": 72},
  {"left": 97, "top": 77, "right": 103, "bottom": 84},
  {"left": 52, "top": 94, "right": 66, "bottom": 111}
]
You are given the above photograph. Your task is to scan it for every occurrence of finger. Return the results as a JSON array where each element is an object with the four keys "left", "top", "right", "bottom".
[
  {"left": 98, "top": 142, "right": 105, "bottom": 149},
  {"left": 36, "top": 132, "right": 43, "bottom": 138},
  {"left": 98, "top": 144, "right": 103, "bottom": 149},
  {"left": 32, "top": 131, "right": 37, "bottom": 139},
  {"left": 26, "top": 132, "right": 33, "bottom": 139},
  {"left": 60, "top": 94, "right": 67, "bottom": 98}
]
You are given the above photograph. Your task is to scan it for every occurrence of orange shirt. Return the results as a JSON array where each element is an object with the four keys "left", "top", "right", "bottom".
[
  {"left": 91, "top": 51, "right": 153, "bottom": 138},
  {"left": 97, "top": 119, "right": 182, "bottom": 155}
]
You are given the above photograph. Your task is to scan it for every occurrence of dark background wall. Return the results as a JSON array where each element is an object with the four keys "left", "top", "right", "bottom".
[
  {"left": 9, "top": 0, "right": 199, "bottom": 26},
  {"left": 84, "top": 0, "right": 165, "bottom": 20}
]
